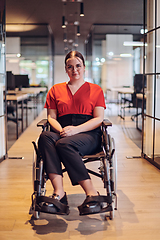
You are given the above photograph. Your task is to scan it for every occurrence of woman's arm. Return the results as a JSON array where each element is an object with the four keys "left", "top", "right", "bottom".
[
  {"left": 47, "top": 108, "right": 63, "bottom": 133},
  {"left": 60, "top": 106, "right": 104, "bottom": 137}
]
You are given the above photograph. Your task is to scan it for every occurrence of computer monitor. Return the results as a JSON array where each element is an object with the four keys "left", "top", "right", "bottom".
[
  {"left": 15, "top": 75, "right": 30, "bottom": 89},
  {"left": 7, "top": 71, "right": 15, "bottom": 90}
]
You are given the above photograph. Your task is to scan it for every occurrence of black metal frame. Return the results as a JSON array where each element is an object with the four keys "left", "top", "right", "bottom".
[{"left": 142, "top": 0, "right": 160, "bottom": 169}]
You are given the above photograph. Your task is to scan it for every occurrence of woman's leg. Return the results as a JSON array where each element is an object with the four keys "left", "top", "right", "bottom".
[
  {"left": 38, "top": 131, "right": 65, "bottom": 199},
  {"left": 56, "top": 131, "right": 101, "bottom": 196},
  {"left": 48, "top": 173, "right": 65, "bottom": 199},
  {"left": 78, "top": 179, "right": 98, "bottom": 196}
]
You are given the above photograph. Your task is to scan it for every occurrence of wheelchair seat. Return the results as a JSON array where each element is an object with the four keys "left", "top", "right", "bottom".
[{"left": 31, "top": 118, "right": 117, "bottom": 220}]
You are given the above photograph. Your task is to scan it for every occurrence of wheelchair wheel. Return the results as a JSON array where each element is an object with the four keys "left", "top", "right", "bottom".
[
  {"left": 32, "top": 141, "right": 46, "bottom": 219},
  {"left": 108, "top": 134, "right": 117, "bottom": 219}
]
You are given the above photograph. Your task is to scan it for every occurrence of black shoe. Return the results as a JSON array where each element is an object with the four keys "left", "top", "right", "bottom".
[
  {"left": 37, "top": 192, "right": 70, "bottom": 215},
  {"left": 78, "top": 192, "right": 112, "bottom": 216}
]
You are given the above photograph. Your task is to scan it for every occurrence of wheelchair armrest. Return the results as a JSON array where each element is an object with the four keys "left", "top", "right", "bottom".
[
  {"left": 37, "top": 118, "right": 112, "bottom": 131},
  {"left": 37, "top": 119, "right": 49, "bottom": 131},
  {"left": 101, "top": 119, "right": 112, "bottom": 153},
  {"left": 102, "top": 119, "right": 112, "bottom": 127}
]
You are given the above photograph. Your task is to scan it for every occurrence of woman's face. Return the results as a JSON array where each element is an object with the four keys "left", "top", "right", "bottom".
[{"left": 65, "top": 57, "right": 85, "bottom": 82}]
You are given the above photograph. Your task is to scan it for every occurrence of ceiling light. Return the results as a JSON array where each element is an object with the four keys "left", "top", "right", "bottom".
[
  {"left": 120, "top": 53, "right": 133, "bottom": 57},
  {"left": 8, "top": 59, "right": 20, "bottom": 63},
  {"left": 74, "top": 43, "right": 78, "bottom": 47},
  {"left": 68, "top": 39, "right": 73, "bottom": 43},
  {"left": 77, "top": 25, "right": 80, "bottom": 36},
  {"left": 101, "top": 58, "right": 105, "bottom": 63},
  {"left": 108, "top": 52, "right": 114, "bottom": 56},
  {"left": 17, "top": 53, "right": 21, "bottom": 58},
  {"left": 123, "top": 41, "right": 148, "bottom": 47},
  {"left": 6, "top": 24, "right": 37, "bottom": 32},
  {"left": 62, "top": 16, "right": 66, "bottom": 28},
  {"left": 62, "top": 0, "right": 83, "bottom": 2},
  {"left": 6, "top": 54, "right": 17, "bottom": 58},
  {"left": 113, "top": 58, "right": 121, "bottom": 61},
  {"left": 80, "top": 2, "right": 84, "bottom": 17},
  {"left": 74, "top": 21, "right": 79, "bottom": 25},
  {"left": 140, "top": 28, "right": 148, "bottom": 34},
  {"left": 63, "top": 32, "right": 67, "bottom": 42}
]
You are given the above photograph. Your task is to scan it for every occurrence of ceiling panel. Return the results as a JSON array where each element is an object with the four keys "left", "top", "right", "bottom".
[{"left": 6, "top": 0, "right": 144, "bottom": 55}]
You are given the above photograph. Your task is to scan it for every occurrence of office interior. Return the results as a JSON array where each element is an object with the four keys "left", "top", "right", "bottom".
[{"left": 0, "top": 0, "right": 160, "bottom": 239}]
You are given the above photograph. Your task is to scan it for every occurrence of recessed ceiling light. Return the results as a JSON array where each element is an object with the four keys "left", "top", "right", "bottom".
[
  {"left": 120, "top": 53, "right": 133, "bottom": 57},
  {"left": 123, "top": 41, "right": 148, "bottom": 46},
  {"left": 74, "top": 21, "right": 79, "bottom": 25}
]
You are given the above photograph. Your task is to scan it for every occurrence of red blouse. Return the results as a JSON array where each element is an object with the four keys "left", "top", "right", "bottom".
[{"left": 44, "top": 82, "right": 106, "bottom": 117}]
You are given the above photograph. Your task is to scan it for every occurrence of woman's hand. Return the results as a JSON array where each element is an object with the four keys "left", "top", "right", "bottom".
[{"left": 60, "top": 126, "right": 78, "bottom": 137}]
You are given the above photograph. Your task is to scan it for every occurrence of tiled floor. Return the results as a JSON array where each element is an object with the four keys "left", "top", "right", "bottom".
[{"left": 1, "top": 105, "right": 160, "bottom": 240}]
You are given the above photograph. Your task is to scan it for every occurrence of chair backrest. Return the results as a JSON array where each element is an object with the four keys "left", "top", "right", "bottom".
[
  {"left": 134, "top": 74, "right": 146, "bottom": 93},
  {"left": 7, "top": 71, "right": 15, "bottom": 90}
]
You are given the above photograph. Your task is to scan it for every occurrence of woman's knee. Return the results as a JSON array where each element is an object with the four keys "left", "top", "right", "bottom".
[
  {"left": 55, "top": 138, "right": 73, "bottom": 153},
  {"left": 38, "top": 131, "right": 50, "bottom": 146},
  {"left": 38, "top": 131, "right": 59, "bottom": 148},
  {"left": 56, "top": 138, "right": 68, "bottom": 148}
]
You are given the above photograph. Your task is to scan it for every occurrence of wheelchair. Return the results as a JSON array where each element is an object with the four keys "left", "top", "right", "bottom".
[{"left": 31, "top": 118, "right": 117, "bottom": 220}]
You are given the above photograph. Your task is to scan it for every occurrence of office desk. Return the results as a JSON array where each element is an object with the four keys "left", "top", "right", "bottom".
[
  {"left": 110, "top": 87, "right": 134, "bottom": 119},
  {"left": 6, "top": 93, "right": 29, "bottom": 139},
  {"left": 8, "top": 87, "right": 47, "bottom": 118},
  {"left": 19, "top": 88, "right": 41, "bottom": 118}
]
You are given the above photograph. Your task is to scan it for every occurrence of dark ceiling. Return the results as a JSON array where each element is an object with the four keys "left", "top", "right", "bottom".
[{"left": 6, "top": 0, "right": 144, "bottom": 55}]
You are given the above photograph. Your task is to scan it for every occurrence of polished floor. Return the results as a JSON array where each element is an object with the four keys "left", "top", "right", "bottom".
[{"left": 1, "top": 105, "right": 160, "bottom": 240}]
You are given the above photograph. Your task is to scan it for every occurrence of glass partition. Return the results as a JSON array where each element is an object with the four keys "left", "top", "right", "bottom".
[
  {"left": 142, "top": 0, "right": 160, "bottom": 169},
  {"left": 85, "top": 24, "right": 143, "bottom": 102},
  {"left": 0, "top": 0, "right": 7, "bottom": 160}
]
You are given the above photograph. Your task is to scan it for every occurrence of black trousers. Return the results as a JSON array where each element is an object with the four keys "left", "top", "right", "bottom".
[{"left": 38, "top": 129, "right": 101, "bottom": 186}]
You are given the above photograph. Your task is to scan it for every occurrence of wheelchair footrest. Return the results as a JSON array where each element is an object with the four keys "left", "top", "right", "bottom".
[
  {"left": 78, "top": 195, "right": 113, "bottom": 216},
  {"left": 35, "top": 195, "right": 70, "bottom": 215}
]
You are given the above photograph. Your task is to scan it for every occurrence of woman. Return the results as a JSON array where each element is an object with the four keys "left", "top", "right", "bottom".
[{"left": 38, "top": 51, "right": 106, "bottom": 215}]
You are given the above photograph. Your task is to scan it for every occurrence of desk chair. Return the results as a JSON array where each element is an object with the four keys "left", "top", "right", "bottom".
[
  {"left": 122, "top": 74, "right": 146, "bottom": 120},
  {"left": 7, "top": 105, "right": 17, "bottom": 123},
  {"left": 31, "top": 119, "right": 117, "bottom": 220}
]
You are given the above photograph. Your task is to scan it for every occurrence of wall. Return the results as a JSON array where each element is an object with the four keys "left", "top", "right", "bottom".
[
  {"left": 54, "top": 56, "right": 68, "bottom": 85},
  {"left": 6, "top": 37, "right": 21, "bottom": 74}
]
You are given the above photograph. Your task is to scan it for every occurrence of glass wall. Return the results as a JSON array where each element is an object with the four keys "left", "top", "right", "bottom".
[
  {"left": 142, "top": 0, "right": 160, "bottom": 169},
  {"left": 0, "top": 0, "right": 7, "bottom": 160},
  {"left": 19, "top": 60, "right": 49, "bottom": 86},
  {"left": 85, "top": 24, "right": 144, "bottom": 101},
  {"left": 6, "top": 35, "right": 54, "bottom": 90}
]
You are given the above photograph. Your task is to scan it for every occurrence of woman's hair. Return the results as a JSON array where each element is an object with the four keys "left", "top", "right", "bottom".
[{"left": 65, "top": 51, "right": 85, "bottom": 66}]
